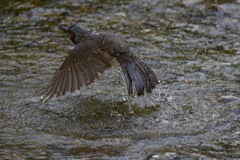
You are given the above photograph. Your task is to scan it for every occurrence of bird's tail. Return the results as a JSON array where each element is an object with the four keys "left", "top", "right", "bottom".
[{"left": 116, "top": 54, "right": 158, "bottom": 96}]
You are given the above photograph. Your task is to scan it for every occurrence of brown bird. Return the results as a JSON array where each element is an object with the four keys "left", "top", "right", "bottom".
[{"left": 44, "top": 24, "right": 158, "bottom": 99}]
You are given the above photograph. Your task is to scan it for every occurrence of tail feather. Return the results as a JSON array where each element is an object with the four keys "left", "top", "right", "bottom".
[
  {"left": 117, "top": 54, "right": 158, "bottom": 96},
  {"left": 132, "top": 57, "right": 158, "bottom": 91},
  {"left": 117, "top": 58, "right": 133, "bottom": 96},
  {"left": 126, "top": 61, "right": 145, "bottom": 96}
]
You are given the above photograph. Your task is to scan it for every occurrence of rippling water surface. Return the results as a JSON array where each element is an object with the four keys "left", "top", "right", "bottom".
[{"left": 0, "top": 0, "right": 239, "bottom": 159}]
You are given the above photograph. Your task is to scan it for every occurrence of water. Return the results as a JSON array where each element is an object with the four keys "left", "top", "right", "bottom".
[{"left": 0, "top": 0, "right": 239, "bottom": 159}]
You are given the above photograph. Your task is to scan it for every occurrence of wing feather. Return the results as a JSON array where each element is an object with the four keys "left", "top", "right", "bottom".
[{"left": 44, "top": 46, "right": 114, "bottom": 99}]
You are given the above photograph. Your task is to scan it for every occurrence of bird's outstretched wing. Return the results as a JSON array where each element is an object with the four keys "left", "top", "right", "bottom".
[{"left": 44, "top": 45, "right": 114, "bottom": 100}]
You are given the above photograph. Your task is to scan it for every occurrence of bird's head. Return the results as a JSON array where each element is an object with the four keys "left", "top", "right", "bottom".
[{"left": 58, "top": 24, "right": 84, "bottom": 45}]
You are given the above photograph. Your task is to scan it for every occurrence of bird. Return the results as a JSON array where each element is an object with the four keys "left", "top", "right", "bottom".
[{"left": 43, "top": 24, "right": 158, "bottom": 100}]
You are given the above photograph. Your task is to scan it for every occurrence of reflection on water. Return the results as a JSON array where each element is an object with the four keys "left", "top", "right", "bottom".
[{"left": 0, "top": 0, "right": 239, "bottom": 159}]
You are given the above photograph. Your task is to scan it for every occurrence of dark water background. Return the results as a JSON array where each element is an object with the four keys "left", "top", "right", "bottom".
[{"left": 0, "top": 0, "right": 239, "bottom": 159}]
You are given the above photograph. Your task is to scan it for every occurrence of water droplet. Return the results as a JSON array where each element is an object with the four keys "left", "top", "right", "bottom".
[
  {"left": 152, "top": 155, "right": 159, "bottom": 158},
  {"left": 167, "top": 96, "right": 172, "bottom": 102}
]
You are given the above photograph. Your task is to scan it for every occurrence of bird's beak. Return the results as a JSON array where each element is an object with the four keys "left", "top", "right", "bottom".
[{"left": 58, "top": 26, "right": 68, "bottom": 33}]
